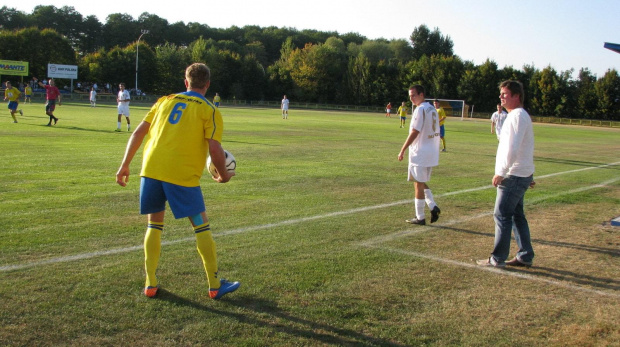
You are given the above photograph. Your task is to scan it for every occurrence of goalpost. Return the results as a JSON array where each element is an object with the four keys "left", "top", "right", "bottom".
[{"left": 426, "top": 99, "right": 468, "bottom": 119}]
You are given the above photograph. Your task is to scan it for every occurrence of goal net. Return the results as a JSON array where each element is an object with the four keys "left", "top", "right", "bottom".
[{"left": 428, "top": 99, "right": 467, "bottom": 119}]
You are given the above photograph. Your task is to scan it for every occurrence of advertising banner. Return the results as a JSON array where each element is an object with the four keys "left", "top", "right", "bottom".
[
  {"left": 48, "top": 64, "right": 78, "bottom": 79},
  {"left": 0, "top": 60, "right": 29, "bottom": 76}
]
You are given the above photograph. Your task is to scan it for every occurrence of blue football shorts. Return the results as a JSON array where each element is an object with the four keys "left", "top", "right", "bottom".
[{"left": 140, "top": 177, "right": 206, "bottom": 219}]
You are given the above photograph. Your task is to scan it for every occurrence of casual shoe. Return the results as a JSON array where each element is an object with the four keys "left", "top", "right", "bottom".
[
  {"left": 54, "top": 118, "right": 58, "bottom": 125},
  {"left": 506, "top": 256, "right": 532, "bottom": 268},
  {"left": 19, "top": 109, "right": 23, "bottom": 116},
  {"left": 476, "top": 257, "right": 506, "bottom": 268},
  {"left": 144, "top": 286, "right": 159, "bottom": 298},
  {"left": 405, "top": 218, "right": 426, "bottom": 225},
  {"left": 209, "top": 279, "right": 240, "bottom": 300},
  {"left": 13, "top": 121, "right": 18, "bottom": 123},
  {"left": 114, "top": 129, "right": 121, "bottom": 132},
  {"left": 430, "top": 206, "right": 441, "bottom": 223},
  {"left": 441, "top": 149, "right": 447, "bottom": 152}
]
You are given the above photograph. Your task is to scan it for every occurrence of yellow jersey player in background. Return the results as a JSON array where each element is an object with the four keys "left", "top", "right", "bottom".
[
  {"left": 398, "top": 101, "right": 407, "bottom": 128},
  {"left": 213, "top": 92, "right": 221, "bottom": 107},
  {"left": 4, "top": 81, "right": 23, "bottom": 123},
  {"left": 434, "top": 99, "right": 447, "bottom": 152},
  {"left": 24, "top": 84, "right": 32, "bottom": 104},
  {"left": 116, "top": 63, "right": 240, "bottom": 300}
]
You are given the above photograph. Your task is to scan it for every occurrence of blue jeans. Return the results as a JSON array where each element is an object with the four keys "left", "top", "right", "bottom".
[{"left": 491, "top": 175, "right": 534, "bottom": 263}]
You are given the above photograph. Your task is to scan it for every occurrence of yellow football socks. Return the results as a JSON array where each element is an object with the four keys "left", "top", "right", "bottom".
[
  {"left": 194, "top": 223, "right": 220, "bottom": 289},
  {"left": 144, "top": 222, "right": 163, "bottom": 288}
]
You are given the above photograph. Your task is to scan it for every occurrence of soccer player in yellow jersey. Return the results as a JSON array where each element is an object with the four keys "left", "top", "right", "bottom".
[
  {"left": 4, "top": 81, "right": 22, "bottom": 123},
  {"left": 213, "top": 92, "right": 221, "bottom": 107},
  {"left": 398, "top": 101, "right": 407, "bottom": 128},
  {"left": 434, "top": 100, "right": 447, "bottom": 152},
  {"left": 116, "top": 63, "right": 240, "bottom": 299},
  {"left": 24, "top": 84, "right": 32, "bottom": 104}
]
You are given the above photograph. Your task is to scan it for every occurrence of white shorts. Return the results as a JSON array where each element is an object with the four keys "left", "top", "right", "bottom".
[
  {"left": 118, "top": 104, "right": 130, "bottom": 116},
  {"left": 408, "top": 166, "right": 433, "bottom": 183},
  {"left": 386, "top": 109, "right": 391, "bottom": 113}
]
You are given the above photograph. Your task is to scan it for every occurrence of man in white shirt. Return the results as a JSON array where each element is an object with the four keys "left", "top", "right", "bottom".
[
  {"left": 478, "top": 80, "right": 536, "bottom": 268},
  {"left": 281, "top": 95, "right": 289, "bottom": 119},
  {"left": 90, "top": 87, "right": 97, "bottom": 107},
  {"left": 116, "top": 83, "right": 131, "bottom": 132},
  {"left": 490, "top": 103, "right": 508, "bottom": 141},
  {"left": 398, "top": 85, "right": 441, "bottom": 225}
]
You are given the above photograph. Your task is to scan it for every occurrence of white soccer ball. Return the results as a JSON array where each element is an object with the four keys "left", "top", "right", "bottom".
[{"left": 206, "top": 149, "right": 236, "bottom": 177}]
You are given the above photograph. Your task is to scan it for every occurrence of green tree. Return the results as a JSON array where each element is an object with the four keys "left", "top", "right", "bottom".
[
  {"left": 267, "top": 37, "right": 298, "bottom": 100},
  {"left": 0, "top": 27, "right": 75, "bottom": 80},
  {"left": 103, "top": 13, "right": 137, "bottom": 50},
  {"left": 407, "top": 54, "right": 464, "bottom": 99},
  {"left": 137, "top": 13, "right": 169, "bottom": 47},
  {"left": 0, "top": 6, "right": 30, "bottom": 30},
  {"left": 389, "top": 39, "right": 414, "bottom": 62},
  {"left": 166, "top": 21, "right": 192, "bottom": 47},
  {"left": 458, "top": 59, "right": 502, "bottom": 112},
  {"left": 595, "top": 69, "right": 620, "bottom": 120},
  {"left": 530, "top": 66, "right": 564, "bottom": 116},
  {"left": 409, "top": 25, "right": 454, "bottom": 60},
  {"left": 77, "top": 15, "right": 104, "bottom": 55},
  {"left": 574, "top": 68, "right": 598, "bottom": 119},
  {"left": 154, "top": 43, "right": 189, "bottom": 95},
  {"left": 346, "top": 53, "right": 371, "bottom": 105},
  {"left": 29, "top": 5, "right": 83, "bottom": 51},
  {"left": 359, "top": 39, "right": 393, "bottom": 64}
]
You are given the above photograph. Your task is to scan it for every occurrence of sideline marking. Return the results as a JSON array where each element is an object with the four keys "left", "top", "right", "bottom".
[
  {"left": 357, "top": 177, "right": 620, "bottom": 247},
  {"left": 1, "top": 162, "right": 618, "bottom": 272},
  {"left": 355, "top": 177, "right": 620, "bottom": 298},
  {"left": 367, "top": 245, "right": 620, "bottom": 299}
]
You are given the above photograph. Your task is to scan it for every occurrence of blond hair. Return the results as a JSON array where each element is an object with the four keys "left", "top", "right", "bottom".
[{"left": 185, "top": 63, "right": 211, "bottom": 89}]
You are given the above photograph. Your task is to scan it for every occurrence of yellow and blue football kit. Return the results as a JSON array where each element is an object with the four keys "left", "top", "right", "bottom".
[
  {"left": 139, "top": 90, "right": 224, "bottom": 293},
  {"left": 141, "top": 91, "right": 223, "bottom": 187},
  {"left": 437, "top": 107, "right": 447, "bottom": 150},
  {"left": 4, "top": 87, "right": 21, "bottom": 102}
]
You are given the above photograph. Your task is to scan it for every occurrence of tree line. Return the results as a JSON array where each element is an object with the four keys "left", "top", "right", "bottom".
[{"left": 1, "top": 5, "right": 619, "bottom": 119}]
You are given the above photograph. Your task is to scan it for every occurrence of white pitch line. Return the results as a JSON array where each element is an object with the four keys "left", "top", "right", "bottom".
[
  {"left": 1, "top": 162, "right": 618, "bottom": 272},
  {"left": 356, "top": 177, "right": 620, "bottom": 298},
  {"left": 357, "top": 177, "right": 620, "bottom": 247},
  {"left": 365, "top": 245, "right": 620, "bottom": 299}
]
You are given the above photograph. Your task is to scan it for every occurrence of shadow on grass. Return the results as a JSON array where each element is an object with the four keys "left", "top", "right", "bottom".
[
  {"left": 156, "top": 290, "right": 408, "bottom": 346},
  {"left": 509, "top": 266, "right": 620, "bottom": 291},
  {"left": 438, "top": 225, "right": 620, "bottom": 258},
  {"left": 435, "top": 225, "right": 620, "bottom": 292},
  {"left": 225, "top": 139, "right": 280, "bottom": 146},
  {"left": 25, "top": 122, "right": 130, "bottom": 134}
]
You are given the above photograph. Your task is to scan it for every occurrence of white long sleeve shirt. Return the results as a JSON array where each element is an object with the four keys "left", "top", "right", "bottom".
[{"left": 495, "top": 108, "right": 535, "bottom": 177}]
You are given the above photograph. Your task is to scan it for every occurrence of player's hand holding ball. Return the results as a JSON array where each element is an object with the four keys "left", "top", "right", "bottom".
[{"left": 206, "top": 149, "right": 236, "bottom": 183}]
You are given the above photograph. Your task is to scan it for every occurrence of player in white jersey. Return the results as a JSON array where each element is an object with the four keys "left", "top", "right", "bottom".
[
  {"left": 116, "top": 83, "right": 131, "bottom": 131},
  {"left": 281, "top": 95, "right": 289, "bottom": 119},
  {"left": 90, "top": 87, "right": 97, "bottom": 107},
  {"left": 490, "top": 103, "right": 508, "bottom": 141},
  {"left": 398, "top": 85, "right": 441, "bottom": 225}
]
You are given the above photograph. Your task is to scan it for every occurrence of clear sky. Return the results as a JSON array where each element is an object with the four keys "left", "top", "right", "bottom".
[{"left": 10, "top": 0, "right": 620, "bottom": 77}]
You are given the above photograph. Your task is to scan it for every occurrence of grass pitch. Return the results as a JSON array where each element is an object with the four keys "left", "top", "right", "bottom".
[{"left": 1, "top": 100, "right": 619, "bottom": 346}]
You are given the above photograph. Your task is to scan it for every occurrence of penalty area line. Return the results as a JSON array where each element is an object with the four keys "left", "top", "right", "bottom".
[
  {"left": 355, "top": 177, "right": 620, "bottom": 298},
  {"left": 364, "top": 244, "right": 620, "bottom": 299}
]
